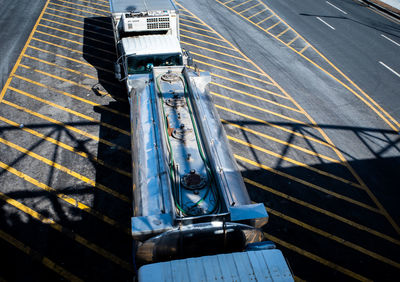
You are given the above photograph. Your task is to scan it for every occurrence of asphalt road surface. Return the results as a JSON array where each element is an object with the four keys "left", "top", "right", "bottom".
[{"left": 0, "top": 0, "right": 399, "bottom": 281}]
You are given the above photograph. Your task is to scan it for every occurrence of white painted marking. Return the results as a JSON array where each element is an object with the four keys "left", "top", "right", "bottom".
[
  {"left": 381, "top": 34, "right": 400, "bottom": 47},
  {"left": 326, "top": 1, "right": 348, "bottom": 14},
  {"left": 379, "top": 61, "right": 400, "bottom": 78},
  {"left": 316, "top": 17, "right": 336, "bottom": 30}
]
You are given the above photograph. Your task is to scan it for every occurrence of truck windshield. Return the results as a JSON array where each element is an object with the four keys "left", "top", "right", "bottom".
[{"left": 127, "top": 53, "right": 183, "bottom": 74}]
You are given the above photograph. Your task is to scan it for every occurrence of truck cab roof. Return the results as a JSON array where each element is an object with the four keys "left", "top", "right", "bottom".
[
  {"left": 110, "top": 0, "right": 177, "bottom": 14},
  {"left": 122, "top": 34, "right": 182, "bottom": 56}
]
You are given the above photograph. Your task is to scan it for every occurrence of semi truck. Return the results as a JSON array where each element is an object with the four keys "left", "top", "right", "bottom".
[{"left": 110, "top": 0, "right": 294, "bottom": 280}]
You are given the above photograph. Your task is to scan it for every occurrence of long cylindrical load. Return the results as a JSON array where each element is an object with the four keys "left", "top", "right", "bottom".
[{"left": 129, "top": 66, "right": 268, "bottom": 262}]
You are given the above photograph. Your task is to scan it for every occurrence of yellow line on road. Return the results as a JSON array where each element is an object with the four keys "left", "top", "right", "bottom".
[
  {"left": 44, "top": 10, "right": 113, "bottom": 32},
  {"left": 48, "top": 1, "right": 106, "bottom": 17},
  {"left": 35, "top": 30, "right": 114, "bottom": 55},
  {"left": 180, "top": 28, "right": 225, "bottom": 41},
  {"left": 245, "top": 178, "right": 400, "bottom": 246},
  {"left": 265, "top": 20, "right": 281, "bottom": 31},
  {"left": 0, "top": 160, "right": 130, "bottom": 233},
  {"left": 179, "top": 22, "right": 216, "bottom": 33},
  {"left": 256, "top": 14, "right": 274, "bottom": 25},
  {"left": 232, "top": 0, "right": 252, "bottom": 9},
  {"left": 215, "top": 104, "right": 333, "bottom": 147},
  {"left": 299, "top": 45, "right": 309, "bottom": 54},
  {"left": 239, "top": 3, "right": 260, "bottom": 14},
  {"left": 248, "top": 7, "right": 267, "bottom": 19},
  {"left": 287, "top": 35, "right": 299, "bottom": 46},
  {"left": 195, "top": 59, "right": 273, "bottom": 85},
  {"left": 42, "top": 16, "right": 113, "bottom": 38},
  {"left": 180, "top": 18, "right": 207, "bottom": 26},
  {"left": 263, "top": 232, "right": 372, "bottom": 281},
  {"left": 0, "top": 192, "right": 133, "bottom": 272},
  {"left": 38, "top": 23, "right": 112, "bottom": 45},
  {"left": 211, "top": 91, "right": 311, "bottom": 126},
  {"left": 181, "top": 34, "right": 235, "bottom": 50},
  {"left": 14, "top": 74, "right": 128, "bottom": 118},
  {"left": 0, "top": 116, "right": 131, "bottom": 178},
  {"left": 1, "top": 99, "right": 130, "bottom": 155},
  {"left": 0, "top": 229, "right": 83, "bottom": 281},
  {"left": 55, "top": 0, "right": 109, "bottom": 13},
  {"left": 31, "top": 37, "right": 114, "bottom": 64},
  {"left": 0, "top": 0, "right": 50, "bottom": 104},
  {"left": 0, "top": 137, "right": 130, "bottom": 203},
  {"left": 74, "top": 0, "right": 109, "bottom": 8},
  {"left": 19, "top": 64, "right": 112, "bottom": 98},
  {"left": 228, "top": 136, "right": 363, "bottom": 189},
  {"left": 221, "top": 119, "right": 340, "bottom": 163},
  {"left": 277, "top": 27, "right": 290, "bottom": 38},
  {"left": 223, "top": 0, "right": 235, "bottom": 4},
  {"left": 234, "top": 154, "right": 381, "bottom": 213},
  {"left": 9, "top": 86, "right": 130, "bottom": 136},
  {"left": 190, "top": 51, "right": 266, "bottom": 76},
  {"left": 267, "top": 207, "right": 400, "bottom": 269},
  {"left": 181, "top": 41, "right": 248, "bottom": 61},
  {"left": 211, "top": 81, "right": 299, "bottom": 110}
]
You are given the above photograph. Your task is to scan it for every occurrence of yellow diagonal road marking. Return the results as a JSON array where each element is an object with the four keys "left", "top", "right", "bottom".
[
  {"left": 55, "top": 0, "right": 108, "bottom": 14},
  {"left": 0, "top": 115, "right": 131, "bottom": 177},
  {"left": 0, "top": 192, "right": 133, "bottom": 272},
  {"left": 0, "top": 160, "right": 130, "bottom": 233},
  {"left": 234, "top": 154, "right": 380, "bottom": 213},
  {"left": 0, "top": 229, "right": 83, "bottom": 281},
  {"left": 0, "top": 137, "right": 130, "bottom": 203}
]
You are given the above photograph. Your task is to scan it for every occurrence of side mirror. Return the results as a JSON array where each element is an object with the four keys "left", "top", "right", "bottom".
[
  {"left": 183, "top": 49, "right": 193, "bottom": 67},
  {"left": 114, "top": 63, "right": 121, "bottom": 80},
  {"left": 187, "top": 55, "right": 193, "bottom": 67}
]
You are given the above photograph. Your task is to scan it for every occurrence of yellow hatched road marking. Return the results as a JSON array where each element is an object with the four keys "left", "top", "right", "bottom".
[
  {"left": 223, "top": 0, "right": 235, "bottom": 4},
  {"left": 0, "top": 115, "right": 131, "bottom": 178},
  {"left": 35, "top": 30, "right": 114, "bottom": 55},
  {"left": 41, "top": 17, "right": 114, "bottom": 38},
  {"left": 0, "top": 0, "right": 50, "bottom": 104},
  {"left": 0, "top": 137, "right": 130, "bottom": 203},
  {"left": 22, "top": 53, "right": 118, "bottom": 87},
  {"left": 228, "top": 136, "right": 362, "bottom": 188},
  {"left": 221, "top": 119, "right": 340, "bottom": 163},
  {"left": 38, "top": 23, "right": 112, "bottom": 45},
  {"left": 211, "top": 91, "right": 311, "bottom": 125},
  {"left": 239, "top": 3, "right": 260, "bottom": 14},
  {"left": 19, "top": 64, "right": 113, "bottom": 99},
  {"left": 248, "top": 7, "right": 267, "bottom": 19},
  {"left": 190, "top": 51, "right": 266, "bottom": 76},
  {"left": 0, "top": 229, "right": 83, "bottom": 282},
  {"left": 277, "top": 27, "right": 290, "bottom": 38},
  {"left": 180, "top": 18, "right": 207, "bottom": 26},
  {"left": 264, "top": 232, "right": 372, "bottom": 281},
  {"left": 265, "top": 20, "right": 281, "bottom": 31},
  {"left": 0, "top": 160, "right": 130, "bottom": 232},
  {"left": 232, "top": 0, "right": 252, "bottom": 9},
  {"left": 256, "top": 14, "right": 274, "bottom": 25},
  {"left": 181, "top": 41, "right": 248, "bottom": 61},
  {"left": 0, "top": 192, "right": 133, "bottom": 272},
  {"left": 195, "top": 59, "right": 273, "bottom": 85},
  {"left": 245, "top": 178, "right": 400, "bottom": 246},
  {"left": 180, "top": 28, "right": 225, "bottom": 42},
  {"left": 211, "top": 82, "right": 300, "bottom": 110},
  {"left": 8, "top": 86, "right": 130, "bottom": 136},
  {"left": 48, "top": 1, "right": 105, "bottom": 17},
  {"left": 287, "top": 35, "right": 299, "bottom": 46},
  {"left": 28, "top": 44, "right": 113, "bottom": 74},
  {"left": 74, "top": 0, "right": 109, "bottom": 8},
  {"left": 54, "top": 0, "right": 109, "bottom": 13},
  {"left": 234, "top": 154, "right": 380, "bottom": 213},
  {"left": 299, "top": 44, "right": 309, "bottom": 54},
  {"left": 14, "top": 74, "right": 128, "bottom": 118},
  {"left": 31, "top": 37, "right": 114, "bottom": 64},
  {"left": 1, "top": 99, "right": 130, "bottom": 155},
  {"left": 179, "top": 11, "right": 197, "bottom": 19},
  {"left": 179, "top": 22, "right": 217, "bottom": 33},
  {"left": 45, "top": 7, "right": 113, "bottom": 29},
  {"left": 267, "top": 207, "right": 400, "bottom": 269},
  {"left": 181, "top": 34, "right": 235, "bottom": 50}
]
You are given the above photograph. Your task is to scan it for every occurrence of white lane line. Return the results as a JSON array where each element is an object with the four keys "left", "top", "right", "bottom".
[
  {"left": 326, "top": 1, "right": 348, "bottom": 14},
  {"left": 381, "top": 34, "right": 400, "bottom": 47},
  {"left": 379, "top": 61, "right": 400, "bottom": 78},
  {"left": 316, "top": 17, "right": 336, "bottom": 30}
]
